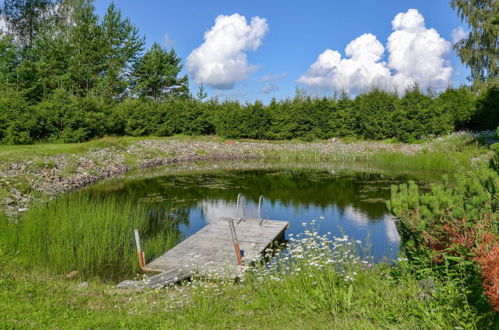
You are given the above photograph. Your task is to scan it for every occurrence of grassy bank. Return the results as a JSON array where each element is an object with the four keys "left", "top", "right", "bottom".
[
  {"left": 266, "top": 133, "right": 489, "bottom": 173},
  {"left": 0, "top": 226, "right": 494, "bottom": 329}
]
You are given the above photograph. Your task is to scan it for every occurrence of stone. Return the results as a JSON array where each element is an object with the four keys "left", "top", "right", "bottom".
[
  {"left": 3, "top": 197, "right": 15, "bottom": 205},
  {"left": 66, "top": 271, "right": 79, "bottom": 279},
  {"left": 116, "top": 280, "right": 146, "bottom": 290},
  {"left": 77, "top": 282, "right": 89, "bottom": 289}
]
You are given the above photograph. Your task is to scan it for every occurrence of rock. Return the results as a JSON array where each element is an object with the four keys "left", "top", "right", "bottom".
[
  {"left": 77, "top": 282, "right": 89, "bottom": 289},
  {"left": 66, "top": 271, "right": 79, "bottom": 279},
  {"left": 3, "top": 197, "right": 15, "bottom": 205},
  {"left": 116, "top": 280, "right": 146, "bottom": 290}
]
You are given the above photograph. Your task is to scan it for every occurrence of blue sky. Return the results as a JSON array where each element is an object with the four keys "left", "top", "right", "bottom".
[{"left": 95, "top": 0, "right": 469, "bottom": 102}]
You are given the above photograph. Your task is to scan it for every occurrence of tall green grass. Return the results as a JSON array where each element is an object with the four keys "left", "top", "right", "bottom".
[
  {"left": 265, "top": 149, "right": 467, "bottom": 174},
  {"left": 0, "top": 194, "right": 181, "bottom": 281}
]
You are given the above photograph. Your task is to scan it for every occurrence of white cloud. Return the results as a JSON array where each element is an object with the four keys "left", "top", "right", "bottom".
[
  {"left": 261, "top": 83, "right": 279, "bottom": 94},
  {"left": 298, "top": 34, "right": 392, "bottom": 93},
  {"left": 260, "top": 72, "right": 287, "bottom": 94},
  {"left": 388, "top": 9, "right": 452, "bottom": 91},
  {"left": 298, "top": 9, "right": 453, "bottom": 93},
  {"left": 163, "top": 33, "right": 175, "bottom": 48},
  {"left": 261, "top": 72, "right": 288, "bottom": 82},
  {"left": 186, "top": 14, "right": 268, "bottom": 90},
  {"left": 344, "top": 205, "right": 369, "bottom": 226},
  {"left": 451, "top": 26, "right": 467, "bottom": 45}
]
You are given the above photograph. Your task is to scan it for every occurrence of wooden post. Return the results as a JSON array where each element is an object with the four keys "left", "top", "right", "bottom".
[
  {"left": 134, "top": 229, "right": 145, "bottom": 268},
  {"left": 228, "top": 219, "right": 244, "bottom": 266}
]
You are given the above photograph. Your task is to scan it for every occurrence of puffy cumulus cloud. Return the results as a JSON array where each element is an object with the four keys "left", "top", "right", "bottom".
[
  {"left": 297, "top": 34, "right": 392, "bottom": 92},
  {"left": 186, "top": 14, "right": 268, "bottom": 90},
  {"left": 383, "top": 215, "right": 401, "bottom": 243},
  {"left": 200, "top": 200, "right": 239, "bottom": 223},
  {"left": 451, "top": 26, "right": 468, "bottom": 44},
  {"left": 388, "top": 9, "right": 452, "bottom": 91},
  {"left": 298, "top": 9, "right": 453, "bottom": 93}
]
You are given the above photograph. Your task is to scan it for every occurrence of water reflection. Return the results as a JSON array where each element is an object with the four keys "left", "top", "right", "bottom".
[
  {"left": 89, "top": 168, "right": 410, "bottom": 261},
  {"left": 200, "top": 200, "right": 240, "bottom": 224}
]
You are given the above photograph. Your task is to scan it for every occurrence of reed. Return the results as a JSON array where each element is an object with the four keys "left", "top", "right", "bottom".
[{"left": 1, "top": 194, "right": 180, "bottom": 281}]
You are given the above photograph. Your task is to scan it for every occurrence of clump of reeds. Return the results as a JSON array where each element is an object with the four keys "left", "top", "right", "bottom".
[{"left": 2, "top": 194, "right": 180, "bottom": 281}]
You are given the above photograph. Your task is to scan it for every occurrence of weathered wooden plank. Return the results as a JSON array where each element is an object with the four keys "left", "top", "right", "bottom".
[{"left": 139, "top": 217, "right": 289, "bottom": 286}]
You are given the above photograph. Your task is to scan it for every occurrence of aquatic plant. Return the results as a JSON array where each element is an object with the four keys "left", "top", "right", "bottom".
[{"left": 0, "top": 194, "right": 181, "bottom": 281}]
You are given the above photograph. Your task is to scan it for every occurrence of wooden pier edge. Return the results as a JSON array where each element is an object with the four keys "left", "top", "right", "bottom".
[{"left": 117, "top": 217, "right": 290, "bottom": 289}]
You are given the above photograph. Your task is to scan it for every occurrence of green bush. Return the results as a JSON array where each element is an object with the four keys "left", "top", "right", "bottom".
[
  {"left": 1, "top": 86, "right": 498, "bottom": 145},
  {"left": 34, "top": 90, "right": 111, "bottom": 143},
  {"left": 388, "top": 165, "right": 498, "bottom": 313}
]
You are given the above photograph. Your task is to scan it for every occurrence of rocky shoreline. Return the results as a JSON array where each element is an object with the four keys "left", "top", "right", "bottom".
[{"left": 0, "top": 138, "right": 425, "bottom": 216}]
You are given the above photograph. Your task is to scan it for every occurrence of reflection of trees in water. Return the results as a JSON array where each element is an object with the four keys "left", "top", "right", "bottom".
[{"left": 90, "top": 169, "right": 409, "bottom": 227}]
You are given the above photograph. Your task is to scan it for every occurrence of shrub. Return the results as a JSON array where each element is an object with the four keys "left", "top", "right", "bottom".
[
  {"left": 0, "top": 88, "right": 38, "bottom": 144},
  {"left": 389, "top": 165, "right": 499, "bottom": 312}
]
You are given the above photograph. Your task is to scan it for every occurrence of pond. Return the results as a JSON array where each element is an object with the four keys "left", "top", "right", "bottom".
[{"left": 88, "top": 166, "right": 414, "bottom": 263}]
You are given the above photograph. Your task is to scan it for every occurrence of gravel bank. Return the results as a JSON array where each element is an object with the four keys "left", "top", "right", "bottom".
[{"left": 0, "top": 138, "right": 425, "bottom": 215}]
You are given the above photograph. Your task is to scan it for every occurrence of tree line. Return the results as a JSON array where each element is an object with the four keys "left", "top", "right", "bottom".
[{"left": 0, "top": 0, "right": 497, "bottom": 144}]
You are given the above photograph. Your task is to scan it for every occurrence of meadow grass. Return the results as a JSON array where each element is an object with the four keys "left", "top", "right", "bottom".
[
  {"left": 0, "top": 136, "right": 149, "bottom": 162},
  {"left": 266, "top": 149, "right": 468, "bottom": 174},
  {"left": 266, "top": 132, "right": 489, "bottom": 175},
  {"left": 0, "top": 222, "right": 491, "bottom": 329},
  {"left": 0, "top": 195, "right": 181, "bottom": 281}
]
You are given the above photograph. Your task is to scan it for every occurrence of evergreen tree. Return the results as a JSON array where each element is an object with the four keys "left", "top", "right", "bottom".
[
  {"left": 0, "top": 34, "right": 18, "bottom": 87},
  {"left": 450, "top": 0, "right": 499, "bottom": 86},
  {"left": 99, "top": 2, "right": 144, "bottom": 99},
  {"left": 132, "top": 42, "right": 189, "bottom": 101},
  {"left": 196, "top": 84, "right": 208, "bottom": 101},
  {"left": 63, "top": 0, "right": 105, "bottom": 96},
  {"left": 436, "top": 86, "right": 477, "bottom": 130},
  {"left": 1, "top": 0, "right": 59, "bottom": 48},
  {"left": 354, "top": 88, "right": 398, "bottom": 140}
]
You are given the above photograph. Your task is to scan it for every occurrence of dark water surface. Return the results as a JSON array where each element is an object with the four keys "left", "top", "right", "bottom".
[{"left": 89, "top": 167, "right": 413, "bottom": 262}]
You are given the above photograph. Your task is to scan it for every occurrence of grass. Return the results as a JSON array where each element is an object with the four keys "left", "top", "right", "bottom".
[
  {"left": 266, "top": 132, "right": 489, "bottom": 176},
  {"left": 0, "top": 224, "right": 493, "bottom": 329},
  {"left": 0, "top": 136, "right": 149, "bottom": 162},
  {"left": 0, "top": 132, "right": 495, "bottom": 327},
  {"left": 0, "top": 195, "right": 181, "bottom": 281}
]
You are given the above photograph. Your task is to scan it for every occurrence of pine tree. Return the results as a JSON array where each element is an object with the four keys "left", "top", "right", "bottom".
[
  {"left": 0, "top": 34, "right": 18, "bottom": 87},
  {"left": 99, "top": 3, "right": 144, "bottom": 99},
  {"left": 0, "top": 0, "right": 59, "bottom": 48},
  {"left": 132, "top": 42, "right": 189, "bottom": 101},
  {"left": 64, "top": 0, "right": 105, "bottom": 96}
]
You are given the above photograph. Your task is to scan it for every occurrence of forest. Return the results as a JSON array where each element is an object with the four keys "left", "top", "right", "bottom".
[{"left": 0, "top": 0, "right": 497, "bottom": 145}]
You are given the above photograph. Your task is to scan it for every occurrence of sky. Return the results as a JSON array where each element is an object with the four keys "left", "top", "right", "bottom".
[{"left": 89, "top": 1, "right": 470, "bottom": 102}]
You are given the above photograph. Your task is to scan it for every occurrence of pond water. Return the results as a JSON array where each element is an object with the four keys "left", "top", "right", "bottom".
[{"left": 89, "top": 167, "right": 412, "bottom": 262}]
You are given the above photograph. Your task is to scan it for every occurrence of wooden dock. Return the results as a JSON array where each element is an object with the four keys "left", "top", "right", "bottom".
[{"left": 140, "top": 217, "right": 289, "bottom": 288}]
